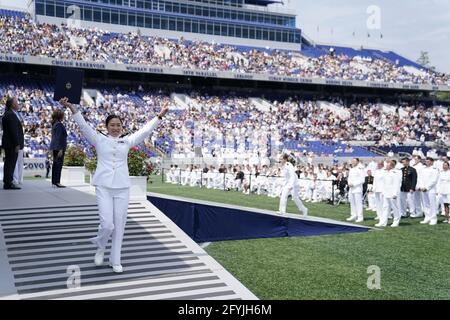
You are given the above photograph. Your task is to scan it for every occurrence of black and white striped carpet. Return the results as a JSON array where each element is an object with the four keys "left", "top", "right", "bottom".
[{"left": 0, "top": 201, "right": 256, "bottom": 300}]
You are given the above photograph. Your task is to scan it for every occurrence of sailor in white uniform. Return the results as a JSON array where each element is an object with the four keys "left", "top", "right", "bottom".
[
  {"left": 60, "top": 97, "right": 169, "bottom": 273},
  {"left": 346, "top": 158, "right": 366, "bottom": 223},
  {"left": 418, "top": 157, "right": 440, "bottom": 225},
  {"left": 376, "top": 160, "right": 402, "bottom": 228},
  {"left": 278, "top": 154, "right": 308, "bottom": 216},
  {"left": 372, "top": 160, "right": 386, "bottom": 221},
  {"left": 411, "top": 156, "right": 424, "bottom": 217},
  {"left": 437, "top": 161, "right": 450, "bottom": 223}
]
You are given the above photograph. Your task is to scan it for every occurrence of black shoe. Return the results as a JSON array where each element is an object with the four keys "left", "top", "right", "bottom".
[
  {"left": 4, "top": 184, "right": 21, "bottom": 190},
  {"left": 52, "top": 183, "right": 66, "bottom": 188}
]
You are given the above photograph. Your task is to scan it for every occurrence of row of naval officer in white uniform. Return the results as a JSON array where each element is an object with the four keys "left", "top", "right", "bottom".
[{"left": 348, "top": 156, "right": 450, "bottom": 227}]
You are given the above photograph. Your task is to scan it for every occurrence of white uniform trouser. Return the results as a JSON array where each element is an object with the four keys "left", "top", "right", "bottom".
[
  {"left": 305, "top": 187, "right": 313, "bottom": 201},
  {"left": 374, "top": 192, "right": 383, "bottom": 219},
  {"left": 349, "top": 192, "right": 363, "bottom": 220},
  {"left": 91, "top": 186, "right": 130, "bottom": 265},
  {"left": 399, "top": 191, "right": 415, "bottom": 216},
  {"left": 437, "top": 194, "right": 445, "bottom": 215},
  {"left": 380, "top": 197, "right": 400, "bottom": 226},
  {"left": 279, "top": 185, "right": 307, "bottom": 214},
  {"left": 367, "top": 192, "right": 376, "bottom": 211},
  {"left": 421, "top": 191, "right": 437, "bottom": 223},
  {"left": 13, "top": 150, "right": 24, "bottom": 184},
  {"left": 414, "top": 191, "right": 423, "bottom": 215}
]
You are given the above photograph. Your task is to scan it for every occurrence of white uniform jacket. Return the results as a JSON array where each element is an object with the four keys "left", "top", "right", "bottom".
[
  {"left": 382, "top": 169, "right": 401, "bottom": 199},
  {"left": 372, "top": 168, "right": 385, "bottom": 193},
  {"left": 348, "top": 166, "right": 365, "bottom": 194},
  {"left": 420, "top": 166, "right": 439, "bottom": 193},
  {"left": 72, "top": 111, "right": 160, "bottom": 189},
  {"left": 437, "top": 170, "right": 450, "bottom": 195},
  {"left": 283, "top": 162, "right": 299, "bottom": 189}
]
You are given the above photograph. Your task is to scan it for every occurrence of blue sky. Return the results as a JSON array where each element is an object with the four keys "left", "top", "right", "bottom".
[
  {"left": 4, "top": 0, "right": 450, "bottom": 72},
  {"left": 274, "top": 0, "right": 450, "bottom": 72}
]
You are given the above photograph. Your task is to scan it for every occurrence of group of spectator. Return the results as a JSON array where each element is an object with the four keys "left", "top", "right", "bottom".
[
  {"left": 0, "top": 81, "right": 448, "bottom": 160},
  {"left": 1, "top": 14, "right": 449, "bottom": 85}
]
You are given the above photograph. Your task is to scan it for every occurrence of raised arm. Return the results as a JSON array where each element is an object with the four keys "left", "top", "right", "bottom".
[
  {"left": 127, "top": 102, "right": 169, "bottom": 147},
  {"left": 59, "top": 97, "right": 98, "bottom": 146}
]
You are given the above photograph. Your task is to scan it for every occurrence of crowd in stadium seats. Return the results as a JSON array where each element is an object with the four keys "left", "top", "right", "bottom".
[
  {"left": 1, "top": 14, "right": 449, "bottom": 85},
  {"left": 0, "top": 79, "right": 449, "bottom": 159}
]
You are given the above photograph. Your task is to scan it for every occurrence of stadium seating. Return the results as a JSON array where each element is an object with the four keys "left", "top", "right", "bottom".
[
  {"left": 0, "top": 13, "right": 448, "bottom": 85},
  {"left": 1, "top": 76, "right": 447, "bottom": 160}
]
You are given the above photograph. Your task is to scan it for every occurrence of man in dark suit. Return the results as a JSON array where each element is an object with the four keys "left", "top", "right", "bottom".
[
  {"left": 399, "top": 157, "right": 418, "bottom": 217},
  {"left": 2, "top": 97, "right": 24, "bottom": 190}
]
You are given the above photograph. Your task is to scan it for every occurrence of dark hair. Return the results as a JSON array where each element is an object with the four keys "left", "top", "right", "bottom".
[
  {"left": 283, "top": 153, "right": 296, "bottom": 165},
  {"left": 391, "top": 159, "right": 397, "bottom": 166},
  {"left": 51, "top": 109, "right": 64, "bottom": 124},
  {"left": 401, "top": 157, "right": 410, "bottom": 162},
  {"left": 353, "top": 158, "right": 360, "bottom": 163},
  {"left": 5, "top": 97, "right": 14, "bottom": 110},
  {"left": 105, "top": 115, "right": 122, "bottom": 127},
  {"left": 426, "top": 157, "right": 434, "bottom": 162}
]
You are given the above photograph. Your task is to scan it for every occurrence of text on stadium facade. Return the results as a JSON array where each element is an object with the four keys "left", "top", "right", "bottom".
[{"left": 1, "top": 54, "right": 449, "bottom": 92}]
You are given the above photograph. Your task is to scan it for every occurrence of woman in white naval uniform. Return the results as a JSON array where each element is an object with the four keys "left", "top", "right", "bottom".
[
  {"left": 278, "top": 154, "right": 308, "bottom": 216},
  {"left": 60, "top": 97, "right": 169, "bottom": 273}
]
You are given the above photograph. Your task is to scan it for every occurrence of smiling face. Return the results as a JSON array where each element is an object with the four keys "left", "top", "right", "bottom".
[{"left": 106, "top": 117, "right": 123, "bottom": 138}]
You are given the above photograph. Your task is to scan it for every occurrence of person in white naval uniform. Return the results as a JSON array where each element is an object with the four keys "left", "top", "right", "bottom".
[
  {"left": 60, "top": 97, "right": 169, "bottom": 273},
  {"left": 418, "top": 157, "right": 440, "bottom": 226},
  {"left": 346, "top": 158, "right": 366, "bottom": 223},
  {"left": 372, "top": 160, "right": 385, "bottom": 221},
  {"left": 411, "top": 155, "right": 424, "bottom": 217},
  {"left": 437, "top": 161, "right": 450, "bottom": 223},
  {"left": 375, "top": 160, "right": 402, "bottom": 228},
  {"left": 278, "top": 154, "right": 308, "bottom": 216}
]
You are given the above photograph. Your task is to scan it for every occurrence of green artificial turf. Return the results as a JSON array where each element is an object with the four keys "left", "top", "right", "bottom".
[{"left": 147, "top": 175, "right": 450, "bottom": 300}]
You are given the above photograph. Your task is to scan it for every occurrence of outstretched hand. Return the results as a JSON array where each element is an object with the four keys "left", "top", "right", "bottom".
[
  {"left": 158, "top": 102, "right": 170, "bottom": 118},
  {"left": 59, "top": 97, "right": 77, "bottom": 113}
]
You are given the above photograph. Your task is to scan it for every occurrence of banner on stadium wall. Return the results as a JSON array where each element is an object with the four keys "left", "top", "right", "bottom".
[{"left": 0, "top": 53, "right": 448, "bottom": 92}]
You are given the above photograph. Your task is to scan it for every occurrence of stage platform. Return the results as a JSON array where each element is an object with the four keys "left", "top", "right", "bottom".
[{"left": 0, "top": 180, "right": 257, "bottom": 300}]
